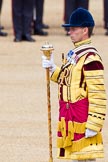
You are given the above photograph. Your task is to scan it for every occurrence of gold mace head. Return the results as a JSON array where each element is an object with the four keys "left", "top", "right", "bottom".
[{"left": 40, "top": 41, "right": 54, "bottom": 60}]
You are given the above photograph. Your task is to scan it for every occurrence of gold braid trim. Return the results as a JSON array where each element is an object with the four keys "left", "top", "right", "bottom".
[
  {"left": 57, "top": 118, "right": 86, "bottom": 148},
  {"left": 72, "top": 133, "right": 102, "bottom": 152},
  {"left": 73, "top": 121, "right": 86, "bottom": 133},
  {"left": 86, "top": 112, "right": 105, "bottom": 132},
  {"left": 57, "top": 133, "right": 103, "bottom": 152},
  {"left": 61, "top": 117, "right": 66, "bottom": 138},
  {"left": 57, "top": 147, "right": 104, "bottom": 160},
  {"left": 57, "top": 118, "right": 86, "bottom": 135},
  {"left": 57, "top": 118, "right": 102, "bottom": 149}
]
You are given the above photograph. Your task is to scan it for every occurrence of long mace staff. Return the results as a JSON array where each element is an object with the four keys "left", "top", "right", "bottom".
[{"left": 41, "top": 42, "right": 54, "bottom": 162}]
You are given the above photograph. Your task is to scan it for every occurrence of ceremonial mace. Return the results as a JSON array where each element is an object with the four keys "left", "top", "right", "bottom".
[{"left": 41, "top": 42, "right": 54, "bottom": 162}]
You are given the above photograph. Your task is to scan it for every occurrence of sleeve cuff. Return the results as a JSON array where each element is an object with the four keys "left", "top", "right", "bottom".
[{"left": 86, "top": 112, "right": 105, "bottom": 132}]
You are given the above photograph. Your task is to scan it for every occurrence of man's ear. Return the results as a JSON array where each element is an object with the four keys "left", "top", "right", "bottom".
[{"left": 83, "top": 27, "right": 88, "bottom": 35}]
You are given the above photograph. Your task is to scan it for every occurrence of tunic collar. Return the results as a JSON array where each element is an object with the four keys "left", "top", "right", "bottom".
[{"left": 74, "top": 38, "right": 91, "bottom": 47}]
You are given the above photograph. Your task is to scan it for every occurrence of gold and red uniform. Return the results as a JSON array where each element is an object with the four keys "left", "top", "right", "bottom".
[{"left": 51, "top": 39, "right": 107, "bottom": 160}]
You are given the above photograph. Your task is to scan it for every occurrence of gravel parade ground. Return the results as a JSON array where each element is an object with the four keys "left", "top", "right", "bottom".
[{"left": 0, "top": 0, "right": 108, "bottom": 162}]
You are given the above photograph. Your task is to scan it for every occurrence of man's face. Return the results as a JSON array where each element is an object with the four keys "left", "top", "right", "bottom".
[{"left": 68, "top": 27, "right": 88, "bottom": 43}]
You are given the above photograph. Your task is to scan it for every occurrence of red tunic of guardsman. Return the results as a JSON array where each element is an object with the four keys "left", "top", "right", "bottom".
[{"left": 51, "top": 38, "right": 107, "bottom": 160}]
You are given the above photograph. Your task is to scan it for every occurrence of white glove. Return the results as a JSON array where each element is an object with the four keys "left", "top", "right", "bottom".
[
  {"left": 85, "top": 128, "right": 97, "bottom": 138},
  {"left": 42, "top": 53, "right": 56, "bottom": 73}
]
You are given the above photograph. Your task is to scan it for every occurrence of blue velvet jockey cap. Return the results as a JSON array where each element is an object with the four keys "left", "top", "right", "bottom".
[{"left": 62, "top": 7, "right": 95, "bottom": 27}]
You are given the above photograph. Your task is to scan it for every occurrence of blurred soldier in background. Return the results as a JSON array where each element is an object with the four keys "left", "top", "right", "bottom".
[
  {"left": 32, "top": 0, "right": 49, "bottom": 36},
  {"left": 0, "top": 0, "right": 8, "bottom": 36},
  {"left": 64, "top": 0, "right": 89, "bottom": 35},
  {"left": 12, "top": 0, "right": 35, "bottom": 42},
  {"left": 103, "top": 0, "right": 108, "bottom": 35}
]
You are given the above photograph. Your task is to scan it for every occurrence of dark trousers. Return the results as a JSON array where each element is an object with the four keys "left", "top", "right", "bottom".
[
  {"left": 64, "top": 0, "right": 89, "bottom": 31},
  {"left": 0, "top": 0, "right": 2, "bottom": 14},
  {"left": 104, "top": 0, "right": 108, "bottom": 29},
  {"left": 33, "top": 0, "right": 44, "bottom": 30},
  {"left": 12, "top": 0, "right": 34, "bottom": 36}
]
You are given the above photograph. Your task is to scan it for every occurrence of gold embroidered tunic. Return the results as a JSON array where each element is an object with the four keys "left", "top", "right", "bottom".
[{"left": 51, "top": 39, "right": 107, "bottom": 160}]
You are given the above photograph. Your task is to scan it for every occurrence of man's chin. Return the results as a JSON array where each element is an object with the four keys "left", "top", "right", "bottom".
[{"left": 71, "top": 39, "right": 76, "bottom": 44}]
